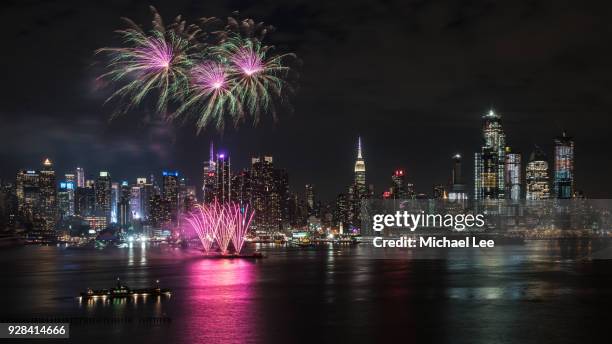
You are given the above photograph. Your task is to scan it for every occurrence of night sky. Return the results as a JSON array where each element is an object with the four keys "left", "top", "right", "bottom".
[{"left": 1, "top": 0, "right": 612, "bottom": 201}]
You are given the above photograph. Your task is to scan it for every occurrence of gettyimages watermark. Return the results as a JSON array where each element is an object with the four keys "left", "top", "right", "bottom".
[{"left": 356, "top": 199, "right": 612, "bottom": 258}]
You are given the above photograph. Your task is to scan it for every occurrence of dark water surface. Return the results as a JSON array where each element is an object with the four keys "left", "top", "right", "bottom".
[{"left": 1, "top": 241, "right": 612, "bottom": 343}]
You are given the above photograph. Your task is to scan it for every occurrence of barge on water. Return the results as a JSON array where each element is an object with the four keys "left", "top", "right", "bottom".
[{"left": 80, "top": 279, "right": 171, "bottom": 299}]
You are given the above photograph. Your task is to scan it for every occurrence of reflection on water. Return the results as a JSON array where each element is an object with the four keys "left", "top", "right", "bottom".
[
  {"left": 180, "top": 259, "right": 256, "bottom": 343},
  {"left": 0, "top": 240, "right": 611, "bottom": 344}
]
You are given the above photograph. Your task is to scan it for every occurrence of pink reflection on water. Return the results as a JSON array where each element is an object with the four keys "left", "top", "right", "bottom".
[{"left": 182, "top": 258, "right": 258, "bottom": 343}]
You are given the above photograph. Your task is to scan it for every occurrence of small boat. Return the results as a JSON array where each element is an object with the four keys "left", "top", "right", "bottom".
[{"left": 79, "top": 279, "right": 171, "bottom": 299}]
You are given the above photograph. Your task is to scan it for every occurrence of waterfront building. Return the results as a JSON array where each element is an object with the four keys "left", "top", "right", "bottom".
[
  {"left": 118, "top": 181, "right": 131, "bottom": 228},
  {"left": 58, "top": 180, "right": 75, "bottom": 218},
  {"left": 504, "top": 148, "right": 522, "bottom": 201},
  {"left": 202, "top": 142, "right": 217, "bottom": 204},
  {"left": 391, "top": 169, "right": 411, "bottom": 199},
  {"left": 449, "top": 154, "right": 468, "bottom": 201},
  {"left": 162, "top": 171, "right": 180, "bottom": 225},
  {"left": 526, "top": 147, "right": 550, "bottom": 200},
  {"left": 76, "top": 167, "right": 85, "bottom": 188},
  {"left": 553, "top": 131, "right": 575, "bottom": 199},
  {"left": 94, "top": 171, "right": 112, "bottom": 223},
  {"left": 38, "top": 159, "right": 57, "bottom": 231},
  {"left": 474, "top": 110, "right": 506, "bottom": 199}
]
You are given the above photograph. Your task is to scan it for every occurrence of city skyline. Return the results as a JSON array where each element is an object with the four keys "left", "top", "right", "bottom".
[{"left": 3, "top": 121, "right": 582, "bottom": 202}]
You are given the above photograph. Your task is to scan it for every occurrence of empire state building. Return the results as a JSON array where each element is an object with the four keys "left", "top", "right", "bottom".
[{"left": 354, "top": 137, "right": 367, "bottom": 197}]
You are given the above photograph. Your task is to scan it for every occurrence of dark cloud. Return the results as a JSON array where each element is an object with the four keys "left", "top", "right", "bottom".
[{"left": 1, "top": 0, "right": 611, "bottom": 200}]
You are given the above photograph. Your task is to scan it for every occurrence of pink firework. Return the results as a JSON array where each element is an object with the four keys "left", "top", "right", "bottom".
[
  {"left": 135, "top": 37, "right": 174, "bottom": 72},
  {"left": 231, "top": 47, "right": 264, "bottom": 76},
  {"left": 185, "top": 201, "right": 255, "bottom": 255},
  {"left": 185, "top": 203, "right": 220, "bottom": 253},
  {"left": 230, "top": 204, "right": 255, "bottom": 254},
  {"left": 191, "top": 61, "right": 229, "bottom": 93}
]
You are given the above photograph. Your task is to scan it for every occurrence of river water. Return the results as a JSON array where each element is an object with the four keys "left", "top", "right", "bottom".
[{"left": 1, "top": 240, "right": 611, "bottom": 343}]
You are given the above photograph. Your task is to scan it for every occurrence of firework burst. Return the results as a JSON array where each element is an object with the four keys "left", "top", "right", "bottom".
[
  {"left": 97, "top": 7, "right": 297, "bottom": 131},
  {"left": 185, "top": 202, "right": 254, "bottom": 255},
  {"left": 214, "top": 36, "right": 295, "bottom": 124},
  {"left": 96, "top": 6, "right": 200, "bottom": 115},
  {"left": 174, "top": 60, "right": 242, "bottom": 131}
]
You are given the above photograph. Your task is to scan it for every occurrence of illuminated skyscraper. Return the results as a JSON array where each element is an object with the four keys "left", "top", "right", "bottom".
[
  {"left": 526, "top": 147, "right": 550, "bottom": 200},
  {"left": 553, "top": 131, "right": 574, "bottom": 199},
  {"left": 305, "top": 184, "right": 315, "bottom": 216},
  {"left": 215, "top": 154, "right": 231, "bottom": 203},
  {"left": 354, "top": 137, "right": 367, "bottom": 197},
  {"left": 110, "top": 182, "right": 119, "bottom": 223},
  {"left": 449, "top": 154, "right": 468, "bottom": 200},
  {"left": 149, "top": 194, "right": 164, "bottom": 228},
  {"left": 136, "top": 178, "right": 153, "bottom": 220},
  {"left": 16, "top": 169, "right": 39, "bottom": 222},
  {"left": 58, "top": 180, "right": 75, "bottom": 218},
  {"left": 202, "top": 141, "right": 217, "bottom": 203},
  {"left": 390, "top": 169, "right": 409, "bottom": 199},
  {"left": 119, "top": 181, "right": 131, "bottom": 228},
  {"left": 162, "top": 171, "right": 180, "bottom": 224},
  {"left": 75, "top": 183, "right": 95, "bottom": 217},
  {"left": 334, "top": 193, "right": 350, "bottom": 232},
  {"left": 474, "top": 110, "right": 506, "bottom": 199},
  {"left": 39, "top": 158, "right": 57, "bottom": 231},
  {"left": 76, "top": 167, "right": 85, "bottom": 188},
  {"left": 350, "top": 137, "right": 367, "bottom": 231},
  {"left": 95, "top": 171, "right": 112, "bottom": 223},
  {"left": 250, "top": 156, "right": 283, "bottom": 232},
  {"left": 130, "top": 185, "right": 142, "bottom": 220},
  {"left": 504, "top": 148, "right": 522, "bottom": 201}
]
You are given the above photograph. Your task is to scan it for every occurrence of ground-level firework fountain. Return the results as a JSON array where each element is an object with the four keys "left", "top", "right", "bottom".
[{"left": 185, "top": 202, "right": 255, "bottom": 256}]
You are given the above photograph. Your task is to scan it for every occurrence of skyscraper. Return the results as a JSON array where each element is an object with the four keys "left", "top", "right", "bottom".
[
  {"left": 504, "top": 148, "right": 522, "bottom": 201},
  {"left": 215, "top": 154, "right": 231, "bottom": 203},
  {"left": 16, "top": 169, "right": 39, "bottom": 222},
  {"left": 95, "top": 171, "right": 112, "bottom": 223},
  {"left": 162, "top": 171, "right": 180, "bottom": 225},
  {"left": 350, "top": 137, "right": 367, "bottom": 231},
  {"left": 39, "top": 158, "right": 57, "bottom": 231},
  {"left": 553, "top": 131, "right": 574, "bottom": 199},
  {"left": 390, "top": 169, "right": 410, "bottom": 199},
  {"left": 110, "top": 182, "right": 119, "bottom": 223},
  {"left": 130, "top": 184, "right": 142, "bottom": 220},
  {"left": 119, "top": 181, "right": 131, "bottom": 228},
  {"left": 334, "top": 193, "right": 350, "bottom": 232},
  {"left": 449, "top": 154, "right": 467, "bottom": 200},
  {"left": 76, "top": 167, "right": 85, "bottom": 188},
  {"left": 354, "top": 137, "right": 367, "bottom": 197},
  {"left": 137, "top": 177, "right": 153, "bottom": 220},
  {"left": 202, "top": 142, "right": 217, "bottom": 204},
  {"left": 474, "top": 110, "right": 506, "bottom": 200},
  {"left": 58, "top": 180, "right": 75, "bottom": 218},
  {"left": 75, "top": 183, "right": 96, "bottom": 217},
  {"left": 526, "top": 147, "right": 550, "bottom": 200},
  {"left": 250, "top": 156, "right": 282, "bottom": 232},
  {"left": 305, "top": 184, "right": 316, "bottom": 217}
]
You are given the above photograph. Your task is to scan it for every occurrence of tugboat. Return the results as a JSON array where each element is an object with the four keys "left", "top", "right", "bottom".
[{"left": 79, "top": 278, "right": 172, "bottom": 299}]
